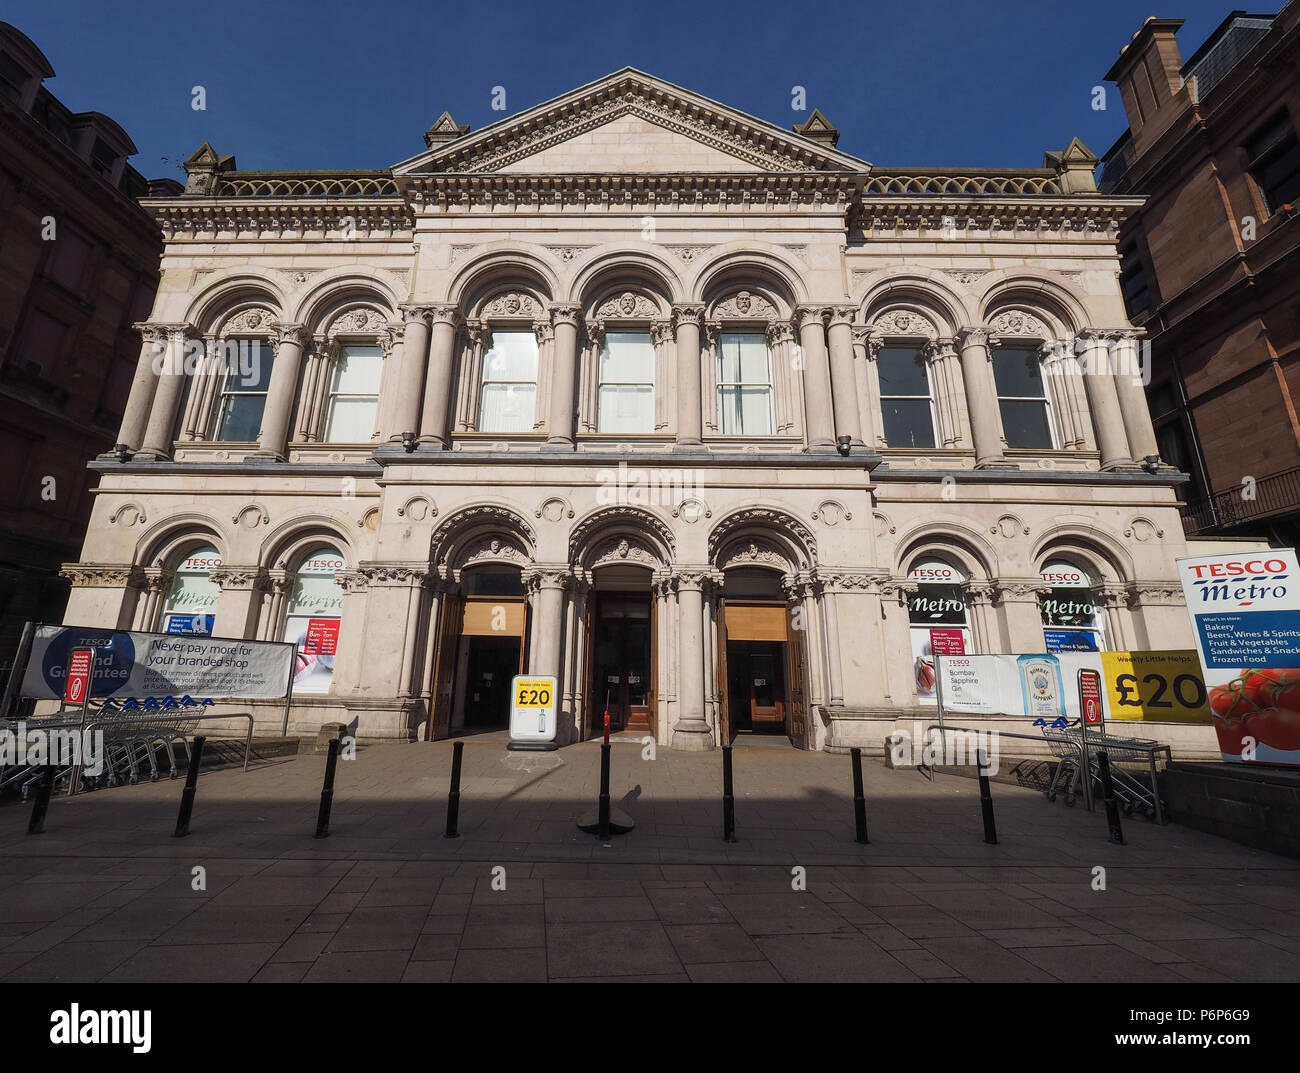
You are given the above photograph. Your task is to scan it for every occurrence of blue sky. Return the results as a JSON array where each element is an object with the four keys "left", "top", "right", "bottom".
[{"left": 11, "top": 0, "right": 1250, "bottom": 178}]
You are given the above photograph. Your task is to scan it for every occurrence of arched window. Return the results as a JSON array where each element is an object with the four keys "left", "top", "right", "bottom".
[
  {"left": 1038, "top": 559, "right": 1108, "bottom": 652},
  {"left": 479, "top": 330, "right": 539, "bottom": 433},
  {"left": 598, "top": 332, "right": 656, "bottom": 433},
  {"left": 215, "top": 338, "right": 274, "bottom": 442},
  {"left": 160, "top": 544, "right": 222, "bottom": 635},
  {"left": 993, "top": 345, "right": 1055, "bottom": 449},
  {"left": 907, "top": 557, "right": 971, "bottom": 704},
  {"left": 323, "top": 345, "right": 383, "bottom": 442},
  {"left": 878, "top": 344, "right": 936, "bottom": 448},
  {"left": 282, "top": 548, "right": 346, "bottom": 694}
]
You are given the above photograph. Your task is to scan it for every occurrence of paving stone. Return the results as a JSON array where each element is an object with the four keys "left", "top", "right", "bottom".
[
  {"left": 756, "top": 933, "right": 922, "bottom": 982},
  {"left": 547, "top": 923, "right": 680, "bottom": 979}
]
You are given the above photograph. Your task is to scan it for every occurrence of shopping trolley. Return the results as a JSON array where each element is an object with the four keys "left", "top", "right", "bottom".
[{"left": 1033, "top": 716, "right": 1083, "bottom": 806}]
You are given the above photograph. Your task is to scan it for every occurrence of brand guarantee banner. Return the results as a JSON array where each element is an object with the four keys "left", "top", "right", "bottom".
[{"left": 20, "top": 625, "right": 296, "bottom": 701}]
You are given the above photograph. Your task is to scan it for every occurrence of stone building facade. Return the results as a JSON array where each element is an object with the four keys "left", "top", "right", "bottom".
[{"left": 61, "top": 69, "right": 1193, "bottom": 749}]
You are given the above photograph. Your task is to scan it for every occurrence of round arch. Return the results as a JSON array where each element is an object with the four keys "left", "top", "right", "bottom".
[
  {"left": 707, "top": 506, "right": 815, "bottom": 572},
  {"left": 184, "top": 275, "right": 286, "bottom": 334},
  {"left": 431, "top": 503, "right": 538, "bottom": 577},
  {"left": 446, "top": 245, "right": 562, "bottom": 308},
  {"left": 856, "top": 269, "right": 975, "bottom": 335},
  {"left": 892, "top": 522, "right": 1000, "bottom": 582},
  {"left": 1031, "top": 521, "right": 1135, "bottom": 586},
  {"left": 569, "top": 505, "right": 675, "bottom": 570},
  {"left": 977, "top": 269, "right": 1092, "bottom": 337},
  {"left": 134, "top": 513, "right": 230, "bottom": 569},
  {"left": 258, "top": 514, "right": 357, "bottom": 572},
  {"left": 692, "top": 248, "right": 807, "bottom": 312},
  {"left": 566, "top": 247, "right": 685, "bottom": 308},
  {"left": 291, "top": 272, "right": 401, "bottom": 335}
]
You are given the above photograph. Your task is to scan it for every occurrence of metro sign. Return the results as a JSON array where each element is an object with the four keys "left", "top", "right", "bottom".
[
  {"left": 1177, "top": 549, "right": 1300, "bottom": 671},
  {"left": 1185, "top": 556, "right": 1290, "bottom": 608}
]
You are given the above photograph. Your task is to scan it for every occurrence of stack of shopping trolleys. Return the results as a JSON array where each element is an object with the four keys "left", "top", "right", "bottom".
[
  {"left": 1, "top": 698, "right": 204, "bottom": 799},
  {"left": 1034, "top": 716, "right": 1171, "bottom": 823}
]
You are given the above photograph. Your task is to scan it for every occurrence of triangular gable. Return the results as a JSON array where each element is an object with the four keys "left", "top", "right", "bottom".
[{"left": 393, "top": 68, "right": 869, "bottom": 174}]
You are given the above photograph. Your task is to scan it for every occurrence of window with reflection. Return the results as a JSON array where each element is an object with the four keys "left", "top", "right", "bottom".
[
  {"left": 878, "top": 345, "right": 936, "bottom": 448},
  {"left": 717, "top": 332, "right": 773, "bottom": 435},
  {"left": 993, "top": 346, "right": 1054, "bottom": 449},
  {"left": 215, "top": 340, "right": 274, "bottom": 441},
  {"left": 479, "top": 331, "right": 539, "bottom": 433},
  {"left": 324, "top": 345, "right": 383, "bottom": 442},
  {"left": 597, "top": 332, "right": 655, "bottom": 434},
  {"left": 160, "top": 545, "right": 222, "bottom": 635}
]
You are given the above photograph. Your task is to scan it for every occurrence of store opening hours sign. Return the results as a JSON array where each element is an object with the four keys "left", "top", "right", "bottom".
[
  {"left": 303, "top": 619, "right": 340, "bottom": 656},
  {"left": 64, "top": 649, "right": 94, "bottom": 704}
]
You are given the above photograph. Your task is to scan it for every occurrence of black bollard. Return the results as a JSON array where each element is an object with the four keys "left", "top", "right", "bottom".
[
  {"left": 977, "top": 748, "right": 998, "bottom": 845},
  {"left": 722, "top": 745, "right": 737, "bottom": 843},
  {"left": 445, "top": 740, "right": 463, "bottom": 838},
  {"left": 315, "top": 737, "right": 340, "bottom": 839},
  {"left": 850, "top": 748, "right": 869, "bottom": 844},
  {"left": 1097, "top": 751, "right": 1125, "bottom": 845},
  {"left": 173, "top": 735, "right": 206, "bottom": 838},
  {"left": 26, "top": 765, "right": 54, "bottom": 836},
  {"left": 598, "top": 743, "right": 612, "bottom": 841}
]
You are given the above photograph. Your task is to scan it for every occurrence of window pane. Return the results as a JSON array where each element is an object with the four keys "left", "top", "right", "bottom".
[
  {"left": 332, "top": 346, "right": 382, "bottom": 393},
  {"left": 230, "top": 342, "right": 274, "bottom": 391},
  {"left": 1000, "top": 399, "right": 1053, "bottom": 449},
  {"left": 480, "top": 383, "right": 536, "bottom": 433},
  {"left": 324, "top": 396, "right": 378, "bottom": 442},
  {"left": 600, "top": 333, "right": 655, "bottom": 385},
  {"left": 718, "top": 386, "right": 773, "bottom": 435},
  {"left": 483, "top": 332, "right": 538, "bottom": 382},
  {"left": 719, "top": 333, "right": 770, "bottom": 385},
  {"left": 881, "top": 398, "right": 935, "bottom": 448},
  {"left": 217, "top": 393, "right": 265, "bottom": 441},
  {"left": 598, "top": 385, "right": 653, "bottom": 433},
  {"left": 877, "top": 346, "right": 930, "bottom": 397},
  {"left": 992, "top": 348, "right": 1046, "bottom": 398}
]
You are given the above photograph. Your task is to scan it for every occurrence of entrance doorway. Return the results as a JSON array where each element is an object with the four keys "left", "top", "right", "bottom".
[
  {"left": 462, "top": 636, "right": 520, "bottom": 728},
  {"left": 726, "top": 640, "right": 787, "bottom": 734},
  {"left": 589, "top": 591, "right": 654, "bottom": 736}
]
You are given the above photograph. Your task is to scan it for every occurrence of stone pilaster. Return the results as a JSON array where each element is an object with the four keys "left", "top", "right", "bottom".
[
  {"left": 826, "top": 307, "right": 863, "bottom": 446},
  {"left": 418, "top": 304, "right": 460, "bottom": 447},
  {"left": 796, "top": 306, "right": 835, "bottom": 449},
  {"left": 387, "top": 305, "right": 433, "bottom": 443},
  {"left": 135, "top": 325, "right": 193, "bottom": 460},
  {"left": 251, "top": 324, "right": 307, "bottom": 460},
  {"left": 671, "top": 303, "right": 704, "bottom": 445},
  {"left": 957, "top": 327, "right": 1013, "bottom": 468},
  {"left": 1077, "top": 330, "right": 1138, "bottom": 470},
  {"left": 546, "top": 304, "right": 581, "bottom": 447}
]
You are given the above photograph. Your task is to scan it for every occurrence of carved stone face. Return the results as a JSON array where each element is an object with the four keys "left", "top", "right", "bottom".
[
  {"left": 505, "top": 296, "right": 521, "bottom": 314},
  {"left": 619, "top": 293, "right": 636, "bottom": 315},
  {"left": 736, "top": 291, "right": 752, "bottom": 314}
]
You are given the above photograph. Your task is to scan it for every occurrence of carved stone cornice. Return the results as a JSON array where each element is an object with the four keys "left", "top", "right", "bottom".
[
  {"left": 818, "top": 570, "right": 889, "bottom": 593},
  {"left": 148, "top": 200, "right": 414, "bottom": 241},
  {"left": 994, "top": 579, "right": 1053, "bottom": 603},
  {"left": 208, "top": 568, "right": 266, "bottom": 591},
  {"left": 334, "top": 570, "right": 368, "bottom": 594},
  {"left": 59, "top": 564, "right": 141, "bottom": 588},
  {"left": 359, "top": 564, "right": 429, "bottom": 587},
  {"left": 1126, "top": 583, "right": 1185, "bottom": 607}
]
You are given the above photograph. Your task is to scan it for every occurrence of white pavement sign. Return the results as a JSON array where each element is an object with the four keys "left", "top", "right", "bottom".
[{"left": 509, "top": 675, "right": 558, "bottom": 746}]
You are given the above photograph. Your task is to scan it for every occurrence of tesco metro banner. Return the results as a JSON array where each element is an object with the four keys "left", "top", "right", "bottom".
[{"left": 1176, "top": 549, "right": 1300, "bottom": 766}]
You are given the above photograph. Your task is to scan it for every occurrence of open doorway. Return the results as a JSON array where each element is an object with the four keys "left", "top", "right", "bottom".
[{"left": 726, "top": 640, "right": 787, "bottom": 735}]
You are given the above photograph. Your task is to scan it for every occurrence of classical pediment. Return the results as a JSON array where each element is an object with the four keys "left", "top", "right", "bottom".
[{"left": 393, "top": 68, "right": 869, "bottom": 175}]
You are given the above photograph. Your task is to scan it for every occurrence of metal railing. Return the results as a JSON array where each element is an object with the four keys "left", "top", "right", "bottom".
[{"left": 1180, "top": 465, "right": 1300, "bottom": 535}]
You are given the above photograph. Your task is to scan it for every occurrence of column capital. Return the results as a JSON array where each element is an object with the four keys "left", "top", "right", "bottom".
[
  {"left": 428, "top": 303, "right": 460, "bottom": 326},
  {"left": 765, "top": 321, "right": 795, "bottom": 346},
  {"left": 924, "top": 337, "right": 958, "bottom": 363},
  {"left": 957, "top": 326, "right": 993, "bottom": 350},
  {"left": 522, "top": 566, "right": 571, "bottom": 592},
  {"left": 670, "top": 303, "right": 705, "bottom": 327},
  {"left": 312, "top": 334, "right": 339, "bottom": 362},
  {"left": 548, "top": 303, "right": 581, "bottom": 327},
  {"left": 672, "top": 567, "right": 714, "bottom": 591},
  {"left": 273, "top": 323, "right": 308, "bottom": 348},
  {"left": 651, "top": 319, "right": 675, "bottom": 346},
  {"left": 827, "top": 306, "right": 858, "bottom": 328},
  {"left": 399, "top": 304, "right": 435, "bottom": 326},
  {"left": 533, "top": 319, "right": 554, "bottom": 345},
  {"left": 795, "top": 305, "right": 830, "bottom": 329}
]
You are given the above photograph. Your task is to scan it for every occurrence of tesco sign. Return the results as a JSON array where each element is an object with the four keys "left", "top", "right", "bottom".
[{"left": 908, "top": 558, "right": 963, "bottom": 582}]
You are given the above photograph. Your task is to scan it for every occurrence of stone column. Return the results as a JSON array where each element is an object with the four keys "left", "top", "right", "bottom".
[
  {"left": 136, "top": 326, "right": 192, "bottom": 460},
  {"left": 672, "top": 569, "right": 714, "bottom": 750},
  {"left": 851, "top": 326, "right": 882, "bottom": 449},
  {"left": 1100, "top": 585, "right": 1135, "bottom": 651},
  {"left": 130, "top": 569, "right": 172, "bottom": 631},
  {"left": 826, "top": 307, "right": 863, "bottom": 446},
  {"left": 672, "top": 304, "right": 704, "bottom": 445},
  {"left": 388, "top": 305, "right": 433, "bottom": 443},
  {"left": 817, "top": 578, "right": 845, "bottom": 708},
  {"left": 957, "top": 327, "right": 1012, "bottom": 468},
  {"left": 1077, "top": 331, "right": 1137, "bottom": 470},
  {"left": 209, "top": 569, "right": 266, "bottom": 640},
  {"left": 994, "top": 581, "right": 1052, "bottom": 654},
  {"left": 546, "top": 304, "right": 581, "bottom": 447},
  {"left": 115, "top": 324, "right": 167, "bottom": 454},
  {"left": 1113, "top": 330, "right": 1160, "bottom": 464},
  {"left": 418, "top": 304, "right": 460, "bottom": 448},
  {"left": 525, "top": 568, "right": 568, "bottom": 679},
  {"left": 965, "top": 582, "right": 997, "bottom": 653},
  {"left": 252, "top": 324, "right": 306, "bottom": 460},
  {"left": 925, "top": 337, "right": 968, "bottom": 448},
  {"left": 797, "top": 307, "right": 835, "bottom": 449},
  {"left": 396, "top": 576, "right": 427, "bottom": 699}
]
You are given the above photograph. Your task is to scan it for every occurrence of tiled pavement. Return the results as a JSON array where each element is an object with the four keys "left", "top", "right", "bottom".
[{"left": 1, "top": 736, "right": 1297, "bottom": 983}]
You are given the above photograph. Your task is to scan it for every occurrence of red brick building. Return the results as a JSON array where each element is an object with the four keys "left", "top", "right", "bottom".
[
  {"left": 0, "top": 22, "right": 172, "bottom": 677},
  {"left": 1100, "top": 7, "right": 1300, "bottom": 544}
]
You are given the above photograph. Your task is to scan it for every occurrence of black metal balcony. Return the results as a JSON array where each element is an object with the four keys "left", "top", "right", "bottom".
[{"left": 1180, "top": 465, "right": 1300, "bottom": 536}]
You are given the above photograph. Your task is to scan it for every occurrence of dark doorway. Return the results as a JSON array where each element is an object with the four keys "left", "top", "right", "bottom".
[
  {"left": 726, "top": 640, "right": 787, "bottom": 735},
  {"left": 462, "top": 635, "right": 520, "bottom": 728},
  {"left": 589, "top": 592, "right": 653, "bottom": 735}
]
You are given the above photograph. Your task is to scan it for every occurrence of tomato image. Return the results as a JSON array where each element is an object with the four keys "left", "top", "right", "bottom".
[
  {"left": 1209, "top": 683, "right": 1244, "bottom": 718},
  {"left": 1241, "top": 668, "right": 1300, "bottom": 713},
  {"left": 1246, "top": 707, "right": 1300, "bottom": 752}
]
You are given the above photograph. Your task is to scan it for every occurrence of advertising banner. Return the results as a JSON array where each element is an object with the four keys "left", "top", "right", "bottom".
[
  {"left": 937, "top": 652, "right": 1104, "bottom": 721},
  {"left": 1176, "top": 549, "right": 1300, "bottom": 765},
  {"left": 1099, "top": 650, "right": 1210, "bottom": 723},
  {"left": 20, "top": 625, "right": 295, "bottom": 701}
]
